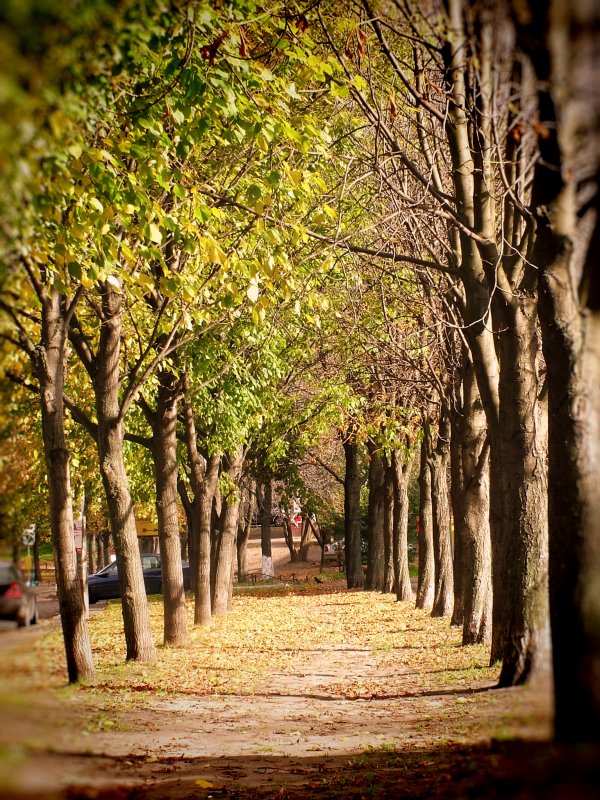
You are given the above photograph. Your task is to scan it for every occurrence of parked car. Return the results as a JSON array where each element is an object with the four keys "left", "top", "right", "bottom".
[
  {"left": 323, "top": 541, "right": 344, "bottom": 563},
  {"left": 87, "top": 554, "right": 191, "bottom": 604},
  {"left": 0, "top": 562, "right": 38, "bottom": 627}
]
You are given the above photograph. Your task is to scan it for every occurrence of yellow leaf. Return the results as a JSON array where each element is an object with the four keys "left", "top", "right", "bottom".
[
  {"left": 194, "top": 779, "right": 214, "bottom": 788},
  {"left": 149, "top": 223, "right": 162, "bottom": 244},
  {"left": 246, "top": 283, "right": 259, "bottom": 303}
]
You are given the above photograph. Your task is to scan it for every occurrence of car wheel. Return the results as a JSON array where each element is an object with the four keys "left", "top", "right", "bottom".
[
  {"left": 88, "top": 590, "right": 96, "bottom": 605},
  {"left": 30, "top": 600, "right": 39, "bottom": 625},
  {"left": 16, "top": 608, "right": 29, "bottom": 628}
]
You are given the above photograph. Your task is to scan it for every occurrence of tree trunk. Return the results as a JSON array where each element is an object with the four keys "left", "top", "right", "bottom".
[
  {"left": 514, "top": 0, "right": 600, "bottom": 739},
  {"left": 95, "top": 284, "right": 155, "bottom": 663},
  {"left": 460, "top": 361, "right": 492, "bottom": 645},
  {"left": 34, "top": 293, "right": 95, "bottom": 682},
  {"left": 430, "top": 414, "right": 454, "bottom": 618},
  {"left": 298, "top": 516, "right": 312, "bottom": 562},
  {"left": 260, "top": 478, "right": 274, "bottom": 576},
  {"left": 87, "top": 530, "right": 96, "bottom": 578},
  {"left": 282, "top": 516, "right": 299, "bottom": 562},
  {"left": 392, "top": 448, "right": 414, "bottom": 602},
  {"left": 194, "top": 453, "right": 220, "bottom": 625},
  {"left": 180, "top": 376, "right": 220, "bottom": 626},
  {"left": 212, "top": 449, "right": 244, "bottom": 616},
  {"left": 491, "top": 301, "right": 549, "bottom": 685},
  {"left": 442, "top": 0, "right": 548, "bottom": 685},
  {"left": 237, "top": 480, "right": 255, "bottom": 580},
  {"left": 152, "top": 372, "right": 188, "bottom": 647},
  {"left": 450, "top": 412, "right": 465, "bottom": 627},
  {"left": 416, "top": 435, "right": 435, "bottom": 611},
  {"left": 101, "top": 530, "right": 110, "bottom": 568},
  {"left": 365, "top": 447, "right": 385, "bottom": 591},
  {"left": 382, "top": 457, "right": 395, "bottom": 593},
  {"left": 33, "top": 528, "right": 41, "bottom": 584},
  {"left": 344, "top": 437, "right": 364, "bottom": 589},
  {"left": 179, "top": 483, "right": 198, "bottom": 595},
  {"left": 95, "top": 533, "right": 102, "bottom": 571}
]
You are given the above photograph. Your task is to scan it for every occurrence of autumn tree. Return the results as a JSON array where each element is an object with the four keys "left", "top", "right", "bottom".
[{"left": 510, "top": 0, "right": 600, "bottom": 742}]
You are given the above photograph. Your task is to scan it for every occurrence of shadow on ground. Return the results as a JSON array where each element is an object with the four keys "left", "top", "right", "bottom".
[{"left": 3, "top": 740, "right": 599, "bottom": 800}]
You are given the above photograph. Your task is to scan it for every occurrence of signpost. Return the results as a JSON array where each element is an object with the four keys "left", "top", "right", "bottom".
[
  {"left": 74, "top": 516, "right": 88, "bottom": 615},
  {"left": 73, "top": 519, "right": 84, "bottom": 551},
  {"left": 22, "top": 524, "right": 36, "bottom": 547},
  {"left": 22, "top": 524, "right": 36, "bottom": 585}
]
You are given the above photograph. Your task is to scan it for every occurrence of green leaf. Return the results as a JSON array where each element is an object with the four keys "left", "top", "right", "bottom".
[
  {"left": 246, "top": 184, "right": 262, "bottom": 204},
  {"left": 67, "top": 262, "right": 82, "bottom": 281},
  {"left": 331, "top": 82, "right": 350, "bottom": 98}
]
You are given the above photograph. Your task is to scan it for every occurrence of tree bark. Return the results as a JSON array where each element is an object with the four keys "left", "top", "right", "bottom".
[
  {"left": 513, "top": 0, "right": 600, "bottom": 740},
  {"left": 365, "top": 446, "right": 385, "bottom": 591},
  {"left": 95, "top": 284, "right": 155, "bottom": 663},
  {"left": 180, "top": 376, "right": 220, "bottom": 626},
  {"left": 101, "top": 530, "right": 110, "bottom": 569},
  {"left": 430, "top": 414, "right": 454, "bottom": 618},
  {"left": 195, "top": 453, "right": 220, "bottom": 625},
  {"left": 416, "top": 435, "right": 435, "bottom": 611},
  {"left": 491, "top": 301, "right": 549, "bottom": 685},
  {"left": 152, "top": 372, "right": 188, "bottom": 647},
  {"left": 442, "top": 0, "right": 547, "bottom": 682},
  {"left": 259, "top": 478, "right": 274, "bottom": 576},
  {"left": 212, "top": 449, "right": 244, "bottom": 616},
  {"left": 344, "top": 436, "right": 364, "bottom": 589},
  {"left": 450, "top": 411, "right": 465, "bottom": 627},
  {"left": 282, "top": 516, "right": 299, "bottom": 562},
  {"left": 237, "top": 479, "right": 255, "bottom": 580},
  {"left": 87, "top": 530, "right": 95, "bottom": 578},
  {"left": 382, "top": 457, "right": 395, "bottom": 594},
  {"left": 459, "top": 361, "right": 492, "bottom": 645},
  {"left": 392, "top": 448, "right": 414, "bottom": 602},
  {"left": 34, "top": 292, "right": 95, "bottom": 682},
  {"left": 33, "top": 527, "right": 41, "bottom": 584},
  {"left": 299, "top": 516, "right": 312, "bottom": 562}
]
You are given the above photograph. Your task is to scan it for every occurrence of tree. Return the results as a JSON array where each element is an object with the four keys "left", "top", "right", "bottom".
[
  {"left": 416, "top": 436, "right": 435, "bottom": 610},
  {"left": 511, "top": 0, "right": 600, "bottom": 742},
  {"left": 316, "top": 0, "right": 548, "bottom": 684}
]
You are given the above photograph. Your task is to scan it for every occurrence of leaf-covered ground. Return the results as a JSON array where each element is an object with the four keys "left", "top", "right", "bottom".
[{"left": 0, "top": 581, "right": 598, "bottom": 799}]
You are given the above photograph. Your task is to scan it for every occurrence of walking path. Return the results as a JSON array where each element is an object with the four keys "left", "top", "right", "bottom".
[{"left": 0, "top": 581, "right": 561, "bottom": 799}]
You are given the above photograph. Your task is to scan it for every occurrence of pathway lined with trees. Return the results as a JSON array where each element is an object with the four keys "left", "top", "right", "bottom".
[
  {"left": 0, "top": 579, "right": 568, "bottom": 799},
  {"left": 0, "top": 2, "right": 598, "bottom": 785}
]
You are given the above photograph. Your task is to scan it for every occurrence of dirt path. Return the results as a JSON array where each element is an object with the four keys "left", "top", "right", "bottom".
[{"left": 0, "top": 544, "right": 598, "bottom": 799}]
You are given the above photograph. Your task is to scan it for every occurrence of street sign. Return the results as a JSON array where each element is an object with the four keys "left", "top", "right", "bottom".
[
  {"left": 22, "top": 524, "right": 36, "bottom": 546},
  {"left": 73, "top": 519, "right": 85, "bottom": 551},
  {"left": 135, "top": 518, "right": 158, "bottom": 537}
]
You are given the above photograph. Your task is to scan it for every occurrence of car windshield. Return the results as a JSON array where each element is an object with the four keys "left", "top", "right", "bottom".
[{"left": 96, "top": 556, "right": 161, "bottom": 576}]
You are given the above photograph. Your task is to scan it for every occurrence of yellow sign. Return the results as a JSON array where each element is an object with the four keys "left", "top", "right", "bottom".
[{"left": 135, "top": 519, "right": 158, "bottom": 537}]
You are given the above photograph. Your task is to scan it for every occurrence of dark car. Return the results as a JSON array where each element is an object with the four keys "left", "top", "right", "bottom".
[
  {"left": 87, "top": 554, "right": 191, "bottom": 604},
  {"left": 0, "top": 562, "right": 38, "bottom": 627}
]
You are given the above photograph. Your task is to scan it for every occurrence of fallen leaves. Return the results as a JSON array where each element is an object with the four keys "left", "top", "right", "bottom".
[{"left": 26, "top": 587, "right": 497, "bottom": 709}]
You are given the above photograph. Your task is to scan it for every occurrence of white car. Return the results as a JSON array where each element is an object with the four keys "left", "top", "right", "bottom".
[{"left": 323, "top": 541, "right": 344, "bottom": 562}]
